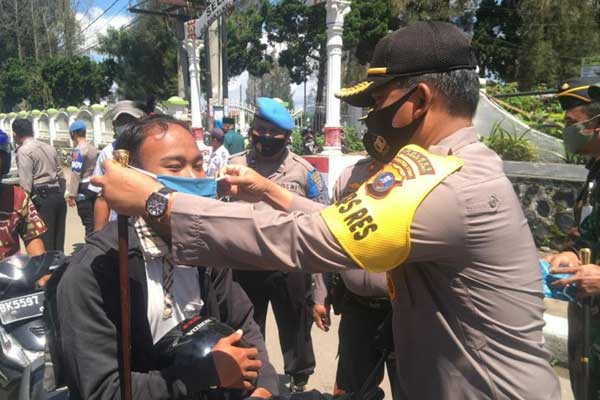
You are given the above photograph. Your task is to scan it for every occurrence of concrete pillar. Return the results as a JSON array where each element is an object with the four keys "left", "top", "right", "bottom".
[
  {"left": 31, "top": 110, "right": 41, "bottom": 139},
  {"left": 47, "top": 109, "right": 58, "bottom": 146},
  {"left": 322, "top": 0, "right": 351, "bottom": 155},
  {"left": 184, "top": 37, "right": 205, "bottom": 140},
  {"left": 91, "top": 105, "right": 104, "bottom": 147}
]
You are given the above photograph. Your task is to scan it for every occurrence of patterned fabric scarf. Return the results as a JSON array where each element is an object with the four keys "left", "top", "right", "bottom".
[{"left": 134, "top": 218, "right": 175, "bottom": 320}]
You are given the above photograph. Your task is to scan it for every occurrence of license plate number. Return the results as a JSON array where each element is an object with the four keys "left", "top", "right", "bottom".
[{"left": 0, "top": 292, "right": 44, "bottom": 325}]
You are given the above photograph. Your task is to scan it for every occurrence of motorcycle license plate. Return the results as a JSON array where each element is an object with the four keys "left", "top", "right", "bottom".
[{"left": 0, "top": 292, "right": 44, "bottom": 325}]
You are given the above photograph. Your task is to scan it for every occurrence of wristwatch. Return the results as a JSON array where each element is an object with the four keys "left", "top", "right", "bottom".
[{"left": 145, "top": 187, "right": 175, "bottom": 218}]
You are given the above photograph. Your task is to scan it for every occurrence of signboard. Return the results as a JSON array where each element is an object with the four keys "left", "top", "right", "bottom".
[
  {"left": 185, "top": 0, "right": 237, "bottom": 39},
  {"left": 157, "top": 0, "right": 187, "bottom": 5},
  {"left": 581, "top": 65, "right": 600, "bottom": 79}
]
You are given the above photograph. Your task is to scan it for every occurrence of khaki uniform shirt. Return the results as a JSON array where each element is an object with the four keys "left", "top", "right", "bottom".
[
  {"left": 68, "top": 140, "right": 98, "bottom": 196},
  {"left": 16, "top": 138, "right": 65, "bottom": 193},
  {"left": 169, "top": 127, "right": 560, "bottom": 400},
  {"left": 313, "top": 172, "right": 389, "bottom": 304},
  {"left": 229, "top": 149, "right": 330, "bottom": 206}
]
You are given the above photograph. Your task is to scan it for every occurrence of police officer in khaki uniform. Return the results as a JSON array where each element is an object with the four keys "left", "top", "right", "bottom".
[
  {"left": 12, "top": 118, "right": 66, "bottom": 252},
  {"left": 313, "top": 270, "right": 399, "bottom": 400},
  {"left": 229, "top": 97, "right": 329, "bottom": 392},
  {"left": 313, "top": 161, "right": 400, "bottom": 400},
  {"left": 95, "top": 21, "right": 560, "bottom": 399},
  {"left": 67, "top": 121, "right": 98, "bottom": 238}
]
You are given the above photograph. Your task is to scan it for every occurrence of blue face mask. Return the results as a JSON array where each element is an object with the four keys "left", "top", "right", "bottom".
[
  {"left": 128, "top": 166, "right": 217, "bottom": 199},
  {"left": 157, "top": 175, "right": 217, "bottom": 198}
]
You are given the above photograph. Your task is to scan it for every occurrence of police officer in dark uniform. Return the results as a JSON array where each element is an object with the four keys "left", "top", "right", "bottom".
[
  {"left": 229, "top": 97, "right": 329, "bottom": 392},
  {"left": 12, "top": 118, "right": 66, "bottom": 252},
  {"left": 548, "top": 77, "right": 600, "bottom": 400},
  {"left": 67, "top": 121, "right": 98, "bottom": 238}
]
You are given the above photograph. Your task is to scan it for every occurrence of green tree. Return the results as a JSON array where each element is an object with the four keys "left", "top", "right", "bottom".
[
  {"left": 472, "top": 0, "right": 522, "bottom": 81},
  {"left": 343, "top": 0, "right": 400, "bottom": 65},
  {"left": 391, "top": 0, "right": 476, "bottom": 24},
  {"left": 473, "top": 0, "right": 600, "bottom": 88},
  {"left": 266, "top": 0, "right": 327, "bottom": 106},
  {"left": 226, "top": 0, "right": 273, "bottom": 77},
  {"left": 98, "top": 15, "right": 179, "bottom": 100},
  {"left": 516, "top": 0, "right": 600, "bottom": 88},
  {"left": 40, "top": 56, "right": 113, "bottom": 107},
  {"left": 0, "top": 59, "right": 43, "bottom": 111},
  {"left": 0, "top": 0, "right": 80, "bottom": 62},
  {"left": 246, "top": 58, "right": 294, "bottom": 106}
]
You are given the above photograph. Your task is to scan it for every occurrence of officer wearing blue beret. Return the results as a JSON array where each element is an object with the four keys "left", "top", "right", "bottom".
[
  {"left": 68, "top": 120, "right": 98, "bottom": 237},
  {"left": 229, "top": 97, "right": 329, "bottom": 392}
]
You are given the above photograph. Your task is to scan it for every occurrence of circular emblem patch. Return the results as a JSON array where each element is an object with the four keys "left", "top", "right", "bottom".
[{"left": 367, "top": 172, "right": 396, "bottom": 198}]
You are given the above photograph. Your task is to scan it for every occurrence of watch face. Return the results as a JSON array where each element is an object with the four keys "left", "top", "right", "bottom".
[{"left": 147, "top": 192, "right": 167, "bottom": 218}]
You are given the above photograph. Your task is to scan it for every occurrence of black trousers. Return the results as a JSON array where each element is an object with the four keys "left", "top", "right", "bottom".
[
  {"left": 336, "top": 301, "right": 402, "bottom": 400},
  {"left": 234, "top": 270, "right": 316, "bottom": 376},
  {"left": 76, "top": 189, "right": 97, "bottom": 238},
  {"left": 36, "top": 189, "right": 67, "bottom": 252}
]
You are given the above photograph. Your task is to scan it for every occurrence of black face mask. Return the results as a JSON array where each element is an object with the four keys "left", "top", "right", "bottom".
[
  {"left": 364, "top": 85, "right": 420, "bottom": 163},
  {"left": 252, "top": 134, "right": 288, "bottom": 158}
]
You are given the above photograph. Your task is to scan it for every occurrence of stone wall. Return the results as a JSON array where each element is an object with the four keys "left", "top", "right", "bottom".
[{"left": 505, "top": 161, "right": 587, "bottom": 250}]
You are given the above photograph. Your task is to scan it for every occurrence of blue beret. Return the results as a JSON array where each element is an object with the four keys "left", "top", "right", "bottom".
[
  {"left": 255, "top": 97, "right": 294, "bottom": 131},
  {"left": 69, "top": 120, "right": 86, "bottom": 132}
]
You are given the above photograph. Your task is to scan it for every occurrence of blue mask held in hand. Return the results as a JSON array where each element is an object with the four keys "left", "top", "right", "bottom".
[
  {"left": 128, "top": 166, "right": 217, "bottom": 199},
  {"left": 157, "top": 175, "right": 217, "bottom": 198}
]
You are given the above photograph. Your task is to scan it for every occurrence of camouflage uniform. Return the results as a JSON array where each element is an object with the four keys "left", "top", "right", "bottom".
[{"left": 569, "top": 159, "right": 600, "bottom": 400}]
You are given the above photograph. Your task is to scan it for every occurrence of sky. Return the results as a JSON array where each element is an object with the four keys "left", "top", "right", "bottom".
[{"left": 76, "top": 0, "right": 317, "bottom": 110}]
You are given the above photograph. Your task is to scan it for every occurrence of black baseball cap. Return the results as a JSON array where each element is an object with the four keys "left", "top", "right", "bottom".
[
  {"left": 590, "top": 83, "right": 600, "bottom": 102},
  {"left": 336, "top": 21, "right": 477, "bottom": 108},
  {"left": 556, "top": 77, "right": 599, "bottom": 111}
]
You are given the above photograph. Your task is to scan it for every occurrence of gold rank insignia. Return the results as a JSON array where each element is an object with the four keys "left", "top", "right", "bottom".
[
  {"left": 560, "top": 83, "right": 569, "bottom": 91},
  {"left": 335, "top": 81, "right": 374, "bottom": 98}
]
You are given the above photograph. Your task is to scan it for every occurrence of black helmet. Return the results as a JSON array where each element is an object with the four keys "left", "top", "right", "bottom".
[
  {"left": 155, "top": 316, "right": 252, "bottom": 398},
  {"left": 0, "top": 129, "right": 11, "bottom": 176}
]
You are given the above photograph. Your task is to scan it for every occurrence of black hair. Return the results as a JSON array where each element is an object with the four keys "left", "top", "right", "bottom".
[
  {"left": 114, "top": 114, "right": 192, "bottom": 167},
  {"left": 395, "top": 69, "right": 480, "bottom": 118},
  {"left": 212, "top": 135, "right": 225, "bottom": 145},
  {"left": 71, "top": 128, "right": 86, "bottom": 138},
  {"left": 12, "top": 118, "right": 34, "bottom": 137},
  {"left": 582, "top": 102, "right": 600, "bottom": 121}
]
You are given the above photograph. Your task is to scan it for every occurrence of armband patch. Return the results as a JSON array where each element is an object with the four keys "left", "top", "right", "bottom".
[
  {"left": 71, "top": 149, "right": 83, "bottom": 173},
  {"left": 320, "top": 145, "right": 463, "bottom": 273}
]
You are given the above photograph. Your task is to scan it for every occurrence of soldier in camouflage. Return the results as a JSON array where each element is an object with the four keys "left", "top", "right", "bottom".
[{"left": 548, "top": 77, "right": 600, "bottom": 400}]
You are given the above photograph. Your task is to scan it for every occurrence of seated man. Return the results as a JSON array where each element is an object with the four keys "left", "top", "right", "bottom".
[
  {"left": 52, "top": 115, "right": 277, "bottom": 399},
  {"left": 0, "top": 129, "right": 46, "bottom": 260}
]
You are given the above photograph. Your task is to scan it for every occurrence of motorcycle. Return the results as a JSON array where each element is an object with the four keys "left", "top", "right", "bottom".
[{"left": 0, "top": 252, "right": 68, "bottom": 400}]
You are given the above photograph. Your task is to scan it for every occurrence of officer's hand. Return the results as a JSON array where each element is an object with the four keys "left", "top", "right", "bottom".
[
  {"left": 90, "top": 160, "right": 163, "bottom": 217},
  {"left": 249, "top": 388, "right": 272, "bottom": 399},
  {"left": 547, "top": 251, "right": 580, "bottom": 272},
  {"left": 218, "top": 165, "right": 293, "bottom": 210},
  {"left": 217, "top": 165, "right": 270, "bottom": 202},
  {"left": 550, "top": 264, "right": 600, "bottom": 298},
  {"left": 212, "top": 330, "right": 262, "bottom": 391},
  {"left": 313, "top": 303, "right": 331, "bottom": 332},
  {"left": 67, "top": 197, "right": 76, "bottom": 207}
]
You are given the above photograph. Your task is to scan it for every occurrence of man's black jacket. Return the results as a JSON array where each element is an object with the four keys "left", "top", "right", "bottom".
[{"left": 49, "top": 222, "right": 278, "bottom": 399}]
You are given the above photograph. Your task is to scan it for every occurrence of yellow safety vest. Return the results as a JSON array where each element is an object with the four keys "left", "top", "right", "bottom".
[{"left": 320, "top": 144, "right": 463, "bottom": 273}]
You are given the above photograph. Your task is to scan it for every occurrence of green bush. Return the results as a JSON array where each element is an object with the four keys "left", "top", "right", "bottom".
[
  {"left": 484, "top": 121, "right": 539, "bottom": 162},
  {"left": 342, "top": 126, "right": 365, "bottom": 154},
  {"left": 290, "top": 129, "right": 324, "bottom": 155},
  {"left": 486, "top": 82, "right": 564, "bottom": 140}
]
